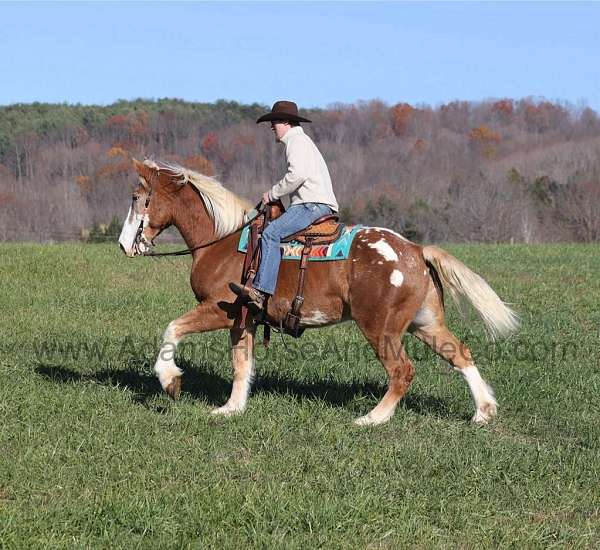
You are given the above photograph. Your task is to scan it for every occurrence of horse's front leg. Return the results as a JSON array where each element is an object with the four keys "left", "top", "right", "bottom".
[
  {"left": 211, "top": 324, "right": 256, "bottom": 416},
  {"left": 154, "top": 302, "right": 230, "bottom": 398}
]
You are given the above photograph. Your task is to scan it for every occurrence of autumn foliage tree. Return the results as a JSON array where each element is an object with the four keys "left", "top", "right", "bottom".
[
  {"left": 521, "top": 100, "right": 569, "bottom": 134},
  {"left": 184, "top": 154, "right": 214, "bottom": 176},
  {"left": 469, "top": 125, "right": 502, "bottom": 158},
  {"left": 492, "top": 99, "right": 514, "bottom": 124}
]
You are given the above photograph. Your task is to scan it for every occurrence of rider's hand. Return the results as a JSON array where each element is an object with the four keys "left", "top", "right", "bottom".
[{"left": 262, "top": 191, "right": 271, "bottom": 205}]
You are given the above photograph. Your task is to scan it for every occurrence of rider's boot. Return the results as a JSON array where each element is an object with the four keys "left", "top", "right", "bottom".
[{"left": 229, "top": 282, "right": 268, "bottom": 313}]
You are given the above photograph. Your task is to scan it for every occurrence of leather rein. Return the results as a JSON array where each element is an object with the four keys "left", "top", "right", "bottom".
[{"left": 135, "top": 195, "right": 263, "bottom": 258}]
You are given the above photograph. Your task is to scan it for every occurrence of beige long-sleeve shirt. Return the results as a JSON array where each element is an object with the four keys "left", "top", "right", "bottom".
[{"left": 268, "top": 126, "right": 339, "bottom": 212}]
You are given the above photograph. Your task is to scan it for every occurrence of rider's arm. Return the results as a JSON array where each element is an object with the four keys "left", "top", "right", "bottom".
[{"left": 268, "top": 136, "right": 310, "bottom": 201}]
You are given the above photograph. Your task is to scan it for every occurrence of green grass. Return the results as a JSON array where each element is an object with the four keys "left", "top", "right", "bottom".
[{"left": 1, "top": 243, "right": 599, "bottom": 549}]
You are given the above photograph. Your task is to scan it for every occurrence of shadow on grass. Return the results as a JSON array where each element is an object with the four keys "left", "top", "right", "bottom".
[{"left": 34, "top": 361, "right": 452, "bottom": 418}]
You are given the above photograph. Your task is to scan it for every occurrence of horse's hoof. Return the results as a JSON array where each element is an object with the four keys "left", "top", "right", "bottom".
[
  {"left": 471, "top": 402, "right": 497, "bottom": 425},
  {"left": 165, "top": 376, "right": 182, "bottom": 400},
  {"left": 211, "top": 403, "right": 242, "bottom": 416},
  {"left": 353, "top": 415, "right": 374, "bottom": 426},
  {"left": 353, "top": 413, "right": 389, "bottom": 426},
  {"left": 471, "top": 412, "right": 489, "bottom": 425}
]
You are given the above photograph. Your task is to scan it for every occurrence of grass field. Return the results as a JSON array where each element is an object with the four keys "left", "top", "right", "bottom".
[{"left": 1, "top": 242, "right": 599, "bottom": 548}]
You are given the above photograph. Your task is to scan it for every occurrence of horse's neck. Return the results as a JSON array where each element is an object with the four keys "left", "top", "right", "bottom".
[
  {"left": 171, "top": 187, "right": 218, "bottom": 251},
  {"left": 170, "top": 186, "right": 242, "bottom": 264},
  {"left": 170, "top": 188, "right": 243, "bottom": 298}
]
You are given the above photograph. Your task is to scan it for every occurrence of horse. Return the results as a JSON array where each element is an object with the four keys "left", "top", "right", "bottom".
[{"left": 119, "top": 158, "right": 519, "bottom": 426}]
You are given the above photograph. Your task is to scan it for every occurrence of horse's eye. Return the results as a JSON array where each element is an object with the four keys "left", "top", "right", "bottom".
[{"left": 132, "top": 195, "right": 138, "bottom": 202}]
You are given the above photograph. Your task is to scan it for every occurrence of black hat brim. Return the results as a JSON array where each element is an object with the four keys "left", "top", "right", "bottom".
[{"left": 256, "top": 112, "right": 312, "bottom": 124}]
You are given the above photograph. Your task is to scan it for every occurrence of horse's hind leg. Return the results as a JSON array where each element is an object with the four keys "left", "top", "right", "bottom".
[
  {"left": 353, "top": 315, "right": 416, "bottom": 426},
  {"left": 409, "top": 286, "right": 497, "bottom": 424}
]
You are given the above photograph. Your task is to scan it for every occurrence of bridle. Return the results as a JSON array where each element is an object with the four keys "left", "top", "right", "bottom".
[
  {"left": 132, "top": 185, "right": 263, "bottom": 258},
  {"left": 131, "top": 186, "right": 154, "bottom": 256}
]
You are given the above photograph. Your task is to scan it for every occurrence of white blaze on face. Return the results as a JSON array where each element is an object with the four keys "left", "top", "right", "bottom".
[{"left": 119, "top": 205, "right": 145, "bottom": 256}]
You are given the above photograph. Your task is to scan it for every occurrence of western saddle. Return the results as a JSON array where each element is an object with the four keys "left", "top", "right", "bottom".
[{"left": 239, "top": 200, "right": 344, "bottom": 340}]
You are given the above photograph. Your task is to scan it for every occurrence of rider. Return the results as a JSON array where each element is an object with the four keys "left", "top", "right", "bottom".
[{"left": 230, "top": 100, "right": 339, "bottom": 311}]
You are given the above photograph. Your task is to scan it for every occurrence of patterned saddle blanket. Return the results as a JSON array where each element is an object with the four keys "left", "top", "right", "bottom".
[{"left": 237, "top": 224, "right": 364, "bottom": 261}]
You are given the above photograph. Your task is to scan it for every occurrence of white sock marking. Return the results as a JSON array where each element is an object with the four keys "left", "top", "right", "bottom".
[
  {"left": 461, "top": 366, "right": 497, "bottom": 423},
  {"left": 154, "top": 322, "right": 183, "bottom": 390}
]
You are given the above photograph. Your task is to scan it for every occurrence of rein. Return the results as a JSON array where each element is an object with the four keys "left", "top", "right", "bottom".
[
  {"left": 142, "top": 237, "right": 231, "bottom": 257},
  {"left": 139, "top": 201, "right": 264, "bottom": 258}
]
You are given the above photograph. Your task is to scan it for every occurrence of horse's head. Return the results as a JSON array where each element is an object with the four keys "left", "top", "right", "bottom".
[
  {"left": 119, "top": 158, "right": 252, "bottom": 257},
  {"left": 119, "top": 159, "right": 184, "bottom": 257}
]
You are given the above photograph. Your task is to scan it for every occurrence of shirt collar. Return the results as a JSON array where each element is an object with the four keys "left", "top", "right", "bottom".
[{"left": 280, "top": 125, "right": 304, "bottom": 144}]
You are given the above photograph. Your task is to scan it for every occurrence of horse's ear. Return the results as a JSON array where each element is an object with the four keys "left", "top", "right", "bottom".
[
  {"left": 132, "top": 158, "right": 144, "bottom": 174},
  {"left": 132, "top": 158, "right": 154, "bottom": 188}
]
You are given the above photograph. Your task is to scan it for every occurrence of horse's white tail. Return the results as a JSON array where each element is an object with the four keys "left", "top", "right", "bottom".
[{"left": 423, "top": 245, "right": 519, "bottom": 340}]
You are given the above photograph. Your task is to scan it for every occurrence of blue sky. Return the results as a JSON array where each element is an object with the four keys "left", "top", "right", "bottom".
[{"left": 1, "top": 1, "right": 599, "bottom": 109}]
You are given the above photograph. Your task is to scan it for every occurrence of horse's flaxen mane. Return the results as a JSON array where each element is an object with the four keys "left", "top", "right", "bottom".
[{"left": 144, "top": 159, "right": 252, "bottom": 238}]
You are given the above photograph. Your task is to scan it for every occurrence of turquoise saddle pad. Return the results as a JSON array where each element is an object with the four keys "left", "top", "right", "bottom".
[{"left": 237, "top": 224, "right": 364, "bottom": 261}]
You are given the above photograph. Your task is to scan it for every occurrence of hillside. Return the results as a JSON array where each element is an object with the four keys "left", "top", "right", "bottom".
[{"left": 1, "top": 98, "right": 599, "bottom": 242}]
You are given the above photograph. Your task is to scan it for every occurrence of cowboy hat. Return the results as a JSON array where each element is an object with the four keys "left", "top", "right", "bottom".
[{"left": 256, "top": 100, "right": 312, "bottom": 124}]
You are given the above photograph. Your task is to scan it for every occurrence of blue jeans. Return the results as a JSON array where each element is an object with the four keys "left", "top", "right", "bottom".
[{"left": 253, "top": 202, "right": 333, "bottom": 295}]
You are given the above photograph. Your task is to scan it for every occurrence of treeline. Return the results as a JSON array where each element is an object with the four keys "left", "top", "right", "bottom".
[{"left": 1, "top": 97, "right": 599, "bottom": 243}]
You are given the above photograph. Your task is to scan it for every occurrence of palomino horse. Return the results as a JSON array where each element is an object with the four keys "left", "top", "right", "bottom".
[{"left": 119, "top": 159, "right": 519, "bottom": 426}]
